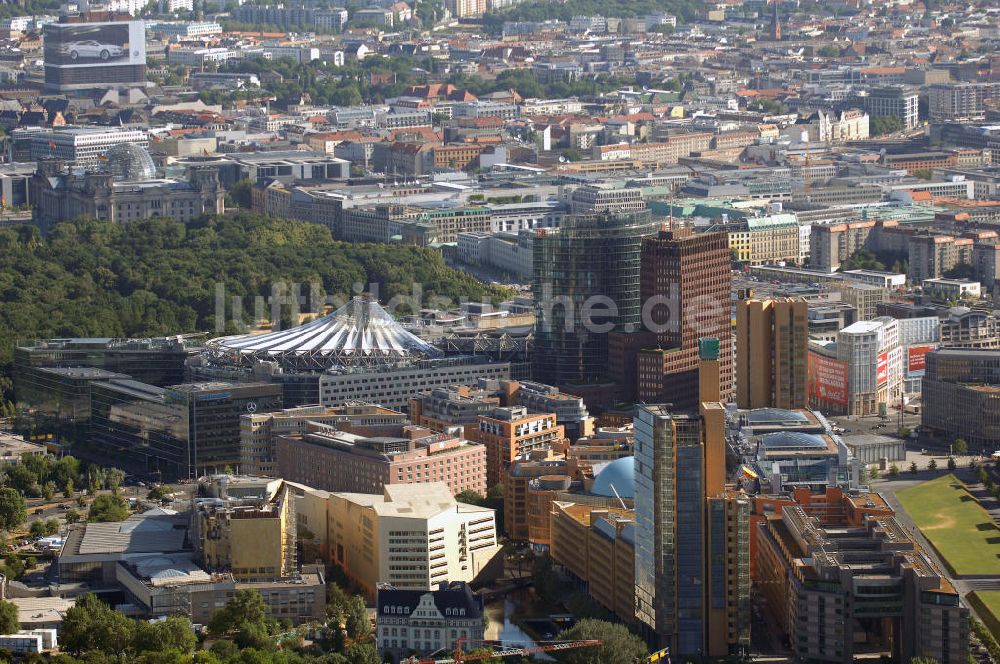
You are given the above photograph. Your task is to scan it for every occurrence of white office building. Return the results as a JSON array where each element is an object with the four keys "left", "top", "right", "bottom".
[
  {"left": 837, "top": 317, "right": 903, "bottom": 416},
  {"left": 151, "top": 21, "right": 223, "bottom": 38},
  {"left": 29, "top": 127, "right": 149, "bottom": 169},
  {"left": 167, "top": 47, "right": 241, "bottom": 66},
  {"left": 457, "top": 230, "right": 534, "bottom": 280},
  {"left": 314, "top": 8, "right": 348, "bottom": 30},
  {"left": 323, "top": 483, "right": 501, "bottom": 598},
  {"left": 898, "top": 317, "right": 940, "bottom": 347}
]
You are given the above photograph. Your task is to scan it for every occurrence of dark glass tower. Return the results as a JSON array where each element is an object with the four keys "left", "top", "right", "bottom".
[{"left": 532, "top": 210, "right": 657, "bottom": 387}]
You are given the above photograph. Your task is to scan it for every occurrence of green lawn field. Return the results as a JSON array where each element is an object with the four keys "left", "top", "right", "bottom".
[
  {"left": 971, "top": 591, "right": 1000, "bottom": 631},
  {"left": 896, "top": 474, "right": 1000, "bottom": 576}
]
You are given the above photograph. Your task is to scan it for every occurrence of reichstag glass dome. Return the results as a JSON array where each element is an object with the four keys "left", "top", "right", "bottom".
[{"left": 106, "top": 143, "right": 156, "bottom": 181}]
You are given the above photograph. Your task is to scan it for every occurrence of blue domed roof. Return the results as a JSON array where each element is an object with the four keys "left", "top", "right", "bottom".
[{"left": 591, "top": 456, "right": 635, "bottom": 499}]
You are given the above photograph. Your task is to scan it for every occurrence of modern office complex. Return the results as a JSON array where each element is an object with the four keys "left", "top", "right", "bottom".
[
  {"left": 410, "top": 380, "right": 594, "bottom": 448},
  {"left": 808, "top": 317, "right": 903, "bottom": 416},
  {"left": 928, "top": 82, "right": 999, "bottom": 123},
  {"left": 756, "top": 504, "right": 968, "bottom": 663},
  {"left": 14, "top": 367, "right": 128, "bottom": 436},
  {"left": 532, "top": 205, "right": 657, "bottom": 388},
  {"left": 550, "top": 502, "right": 636, "bottom": 621},
  {"left": 475, "top": 406, "right": 564, "bottom": 486},
  {"left": 12, "top": 335, "right": 209, "bottom": 457},
  {"left": 409, "top": 386, "right": 501, "bottom": 433},
  {"left": 240, "top": 404, "right": 409, "bottom": 476},
  {"left": 633, "top": 339, "right": 751, "bottom": 658},
  {"left": 319, "top": 360, "right": 511, "bottom": 411},
  {"left": 58, "top": 482, "right": 326, "bottom": 624},
  {"left": 939, "top": 307, "right": 1000, "bottom": 348},
  {"left": 632, "top": 230, "right": 733, "bottom": 408},
  {"left": 507, "top": 380, "right": 594, "bottom": 441},
  {"left": 319, "top": 483, "right": 501, "bottom": 599},
  {"left": 191, "top": 477, "right": 297, "bottom": 582},
  {"left": 503, "top": 448, "right": 634, "bottom": 547},
  {"left": 732, "top": 408, "right": 853, "bottom": 494},
  {"left": 88, "top": 379, "right": 282, "bottom": 478},
  {"left": 275, "top": 422, "right": 488, "bottom": 496},
  {"left": 43, "top": 18, "right": 147, "bottom": 93},
  {"left": 736, "top": 298, "right": 809, "bottom": 410},
  {"left": 166, "top": 382, "right": 283, "bottom": 473},
  {"left": 14, "top": 336, "right": 199, "bottom": 390},
  {"left": 860, "top": 86, "right": 920, "bottom": 129},
  {"left": 921, "top": 348, "right": 1000, "bottom": 448}
]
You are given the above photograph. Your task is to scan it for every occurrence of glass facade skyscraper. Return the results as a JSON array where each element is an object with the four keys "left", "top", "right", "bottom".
[
  {"left": 633, "top": 342, "right": 751, "bottom": 658},
  {"left": 634, "top": 404, "right": 704, "bottom": 652},
  {"left": 88, "top": 379, "right": 282, "bottom": 479},
  {"left": 89, "top": 379, "right": 190, "bottom": 479},
  {"left": 532, "top": 210, "right": 657, "bottom": 387},
  {"left": 14, "top": 336, "right": 200, "bottom": 394}
]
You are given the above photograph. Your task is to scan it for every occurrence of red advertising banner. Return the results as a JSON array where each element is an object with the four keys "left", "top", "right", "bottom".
[
  {"left": 907, "top": 344, "right": 935, "bottom": 373},
  {"left": 808, "top": 351, "right": 849, "bottom": 408},
  {"left": 876, "top": 351, "right": 888, "bottom": 387}
]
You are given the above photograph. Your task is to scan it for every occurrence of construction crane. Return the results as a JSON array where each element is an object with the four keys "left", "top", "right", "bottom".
[{"left": 404, "top": 639, "right": 602, "bottom": 664}]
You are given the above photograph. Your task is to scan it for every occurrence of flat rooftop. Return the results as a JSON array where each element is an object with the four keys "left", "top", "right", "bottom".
[
  {"left": 35, "top": 367, "right": 130, "bottom": 380},
  {"left": 61, "top": 509, "right": 188, "bottom": 558},
  {"left": 0, "top": 432, "right": 46, "bottom": 457}
]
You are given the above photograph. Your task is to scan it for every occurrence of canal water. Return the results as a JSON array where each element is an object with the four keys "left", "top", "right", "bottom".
[{"left": 483, "top": 592, "right": 555, "bottom": 661}]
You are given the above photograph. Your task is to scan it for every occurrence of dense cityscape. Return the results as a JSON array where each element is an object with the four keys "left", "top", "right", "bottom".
[{"left": 0, "top": 0, "right": 997, "bottom": 661}]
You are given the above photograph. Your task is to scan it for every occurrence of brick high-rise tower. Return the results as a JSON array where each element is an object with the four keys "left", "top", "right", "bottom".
[{"left": 634, "top": 230, "right": 733, "bottom": 408}]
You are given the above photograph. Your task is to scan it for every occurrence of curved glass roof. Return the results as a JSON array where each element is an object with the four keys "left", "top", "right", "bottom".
[
  {"left": 590, "top": 456, "right": 635, "bottom": 499},
  {"left": 746, "top": 408, "right": 809, "bottom": 424},
  {"left": 759, "top": 431, "right": 828, "bottom": 450},
  {"left": 106, "top": 143, "right": 156, "bottom": 181}
]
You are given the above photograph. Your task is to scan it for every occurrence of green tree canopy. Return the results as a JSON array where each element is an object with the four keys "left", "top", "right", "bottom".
[
  {"left": 209, "top": 589, "right": 278, "bottom": 638},
  {"left": 0, "top": 600, "right": 18, "bottom": 634},
  {"left": 133, "top": 616, "right": 197, "bottom": 655},
  {"left": 227, "top": 179, "right": 254, "bottom": 208},
  {"left": 147, "top": 484, "right": 174, "bottom": 502},
  {"left": 0, "top": 215, "right": 510, "bottom": 404},
  {"left": 0, "top": 489, "right": 26, "bottom": 532},
  {"left": 454, "top": 490, "right": 485, "bottom": 505},
  {"left": 88, "top": 494, "right": 129, "bottom": 523},
  {"left": 344, "top": 643, "right": 380, "bottom": 664},
  {"left": 553, "top": 619, "right": 648, "bottom": 664},
  {"left": 871, "top": 115, "right": 903, "bottom": 136},
  {"left": 344, "top": 596, "right": 370, "bottom": 640},
  {"left": 60, "top": 593, "right": 137, "bottom": 657}
]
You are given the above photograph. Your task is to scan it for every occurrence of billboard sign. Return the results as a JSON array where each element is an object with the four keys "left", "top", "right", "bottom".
[
  {"left": 876, "top": 351, "right": 889, "bottom": 387},
  {"left": 808, "top": 351, "right": 849, "bottom": 408},
  {"left": 44, "top": 21, "right": 145, "bottom": 68},
  {"left": 907, "top": 344, "right": 935, "bottom": 374}
]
